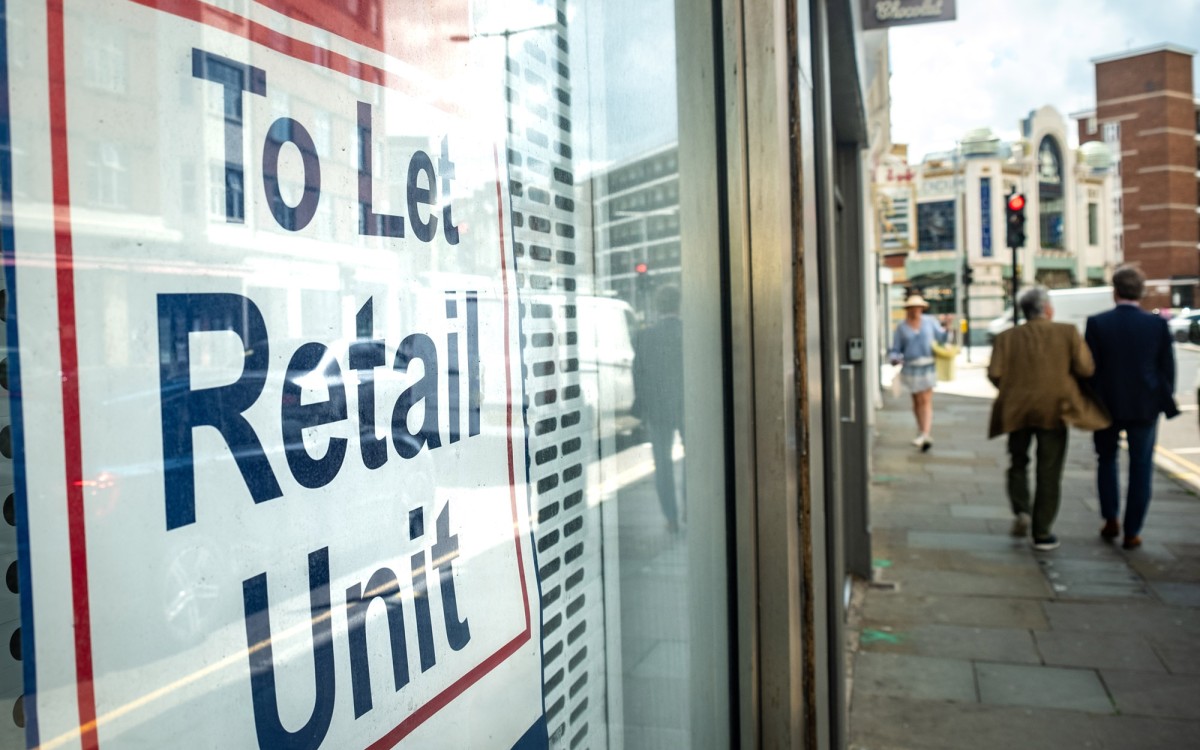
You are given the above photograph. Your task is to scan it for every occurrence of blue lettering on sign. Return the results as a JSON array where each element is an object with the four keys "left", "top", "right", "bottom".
[
  {"left": 980, "top": 177, "right": 992, "bottom": 258},
  {"left": 192, "top": 48, "right": 461, "bottom": 241},
  {"left": 242, "top": 503, "right": 471, "bottom": 741},
  {"left": 157, "top": 292, "right": 482, "bottom": 740},
  {"left": 191, "top": 49, "right": 266, "bottom": 223},
  {"left": 356, "top": 101, "right": 462, "bottom": 244},
  {"left": 262, "top": 117, "right": 321, "bottom": 231},
  {"left": 242, "top": 548, "right": 336, "bottom": 750},
  {"left": 155, "top": 292, "right": 481, "bottom": 529},
  {"left": 157, "top": 293, "right": 282, "bottom": 530},
  {"left": 179, "top": 50, "right": 495, "bottom": 742}
]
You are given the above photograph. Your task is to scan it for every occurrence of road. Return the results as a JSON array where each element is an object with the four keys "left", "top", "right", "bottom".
[{"left": 1160, "top": 343, "right": 1200, "bottom": 471}]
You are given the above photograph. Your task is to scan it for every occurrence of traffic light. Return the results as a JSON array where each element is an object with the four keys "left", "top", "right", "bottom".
[
  {"left": 962, "top": 263, "right": 974, "bottom": 286},
  {"left": 1006, "top": 192, "right": 1026, "bottom": 249},
  {"left": 635, "top": 261, "right": 649, "bottom": 301}
]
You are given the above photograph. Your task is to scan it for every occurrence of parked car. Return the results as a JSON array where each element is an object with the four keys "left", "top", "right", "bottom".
[{"left": 1168, "top": 310, "right": 1200, "bottom": 343}]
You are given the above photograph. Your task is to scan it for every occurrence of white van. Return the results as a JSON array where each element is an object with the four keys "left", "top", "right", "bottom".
[{"left": 986, "top": 286, "right": 1113, "bottom": 342}]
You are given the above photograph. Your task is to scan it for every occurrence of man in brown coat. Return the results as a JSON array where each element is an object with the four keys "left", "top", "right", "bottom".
[{"left": 988, "top": 287, "right": 1107, "bottom": 550}]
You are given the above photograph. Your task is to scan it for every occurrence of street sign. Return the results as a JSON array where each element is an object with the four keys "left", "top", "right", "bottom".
[
  {"left": 4, "top": 1, "right": 544, "bottom": 747},
  {"left": 861, "top": 0, "right": 957, "bottom": 30}
]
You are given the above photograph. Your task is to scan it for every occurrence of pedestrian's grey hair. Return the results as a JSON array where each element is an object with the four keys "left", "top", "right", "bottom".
[{"left": 1019, "top": 286, "right": 1051, "bottom": 320}]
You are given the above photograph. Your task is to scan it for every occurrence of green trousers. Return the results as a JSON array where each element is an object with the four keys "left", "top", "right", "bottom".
[{"left": 1006, "top": 425, "right": 1068, "bottom": 538}]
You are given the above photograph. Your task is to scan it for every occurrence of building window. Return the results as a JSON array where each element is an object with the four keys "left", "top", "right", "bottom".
[
  {"left": 83, "top": 34, "right": 127, "bottom": 93},
  {"left": 180, "top": 162, "right": 196, "bottom": 216},
  {"left": 209, "top": 162, "right": 244, "bottom": 221},
  {"left": 917, "top": 200, "right": 955, "bottom": 252},
  {"left": 87, "top": 142, "right": 129, "bottom": 208},
  {"left": 1037, "top": 136, "right": 1064, "bottom": 249},
  {"left": 1088, "top": 202, "right": 1098, "bottom": 246},
  {"left": 200, "top": 57, "right": 248, "bottom": 123},
  {"left": 1102, "top": 122, "right": 1120, "bottom": 143},
  {"left": 1086, "top": 116, "right": 1097, "bottom": 135}
]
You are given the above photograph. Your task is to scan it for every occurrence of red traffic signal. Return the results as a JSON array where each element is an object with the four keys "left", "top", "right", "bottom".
[
  {"left": 635, "top": 262, "right": 648, "bottom": 274},
  {"left": 1005, "top": 192, "right": 1026, "bottom": 249}
]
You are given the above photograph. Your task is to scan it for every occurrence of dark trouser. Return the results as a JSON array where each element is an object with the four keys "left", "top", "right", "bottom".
[
  {"left": 1094, "top": 420, "right": 1158, "bottom": 538},
  {"left": 1007, "top": 425, "right": 1068, "bottom": 538},
  {"left": 648, "top": 420, "right": 682, "bottom": 526}
]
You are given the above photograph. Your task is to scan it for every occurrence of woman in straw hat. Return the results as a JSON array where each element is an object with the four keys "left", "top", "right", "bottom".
[{"left": 889, "top": 292, "right": 948, "bottom": 451}]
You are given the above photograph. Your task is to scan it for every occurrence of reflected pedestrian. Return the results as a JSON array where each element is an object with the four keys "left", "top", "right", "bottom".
[
  {"left": 1085, "top": 265, "right": 1180, "bottom": 550},
  {"left": 889, "top": 293, "right": 946, "bottom": 451},
  {"left": 987, "top": 287, "right": 1106, "bottom": 550},
  {"left": 633, "top": 285, "right": 684, "bottom": 533}
]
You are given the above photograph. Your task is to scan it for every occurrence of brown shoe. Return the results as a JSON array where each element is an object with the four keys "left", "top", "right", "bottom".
[
  {"left": 1122, "top": 535, "right": 1142, "bottom": 550},
  {"left": 1100, "top": 519, "right": 1120, "bottom": 541}
]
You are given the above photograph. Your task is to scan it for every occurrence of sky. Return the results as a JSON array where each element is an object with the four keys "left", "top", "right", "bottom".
[{"left": 889, "top": 0, "right": 1200, "bottom": 162}]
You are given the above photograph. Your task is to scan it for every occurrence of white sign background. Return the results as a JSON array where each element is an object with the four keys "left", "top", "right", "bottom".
[{"left": 5, "top": 1, "right": 544, "bottom": 748}]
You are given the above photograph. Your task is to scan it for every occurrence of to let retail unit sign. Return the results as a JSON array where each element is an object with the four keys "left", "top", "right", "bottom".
[{"left": 2, "top": 1, "right": 544, "bottom": 747}]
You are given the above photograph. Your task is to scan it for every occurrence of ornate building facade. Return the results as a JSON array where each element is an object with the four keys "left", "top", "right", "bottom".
[{"left": 874, "top": 107, "right": 1120, "bottom": 343}]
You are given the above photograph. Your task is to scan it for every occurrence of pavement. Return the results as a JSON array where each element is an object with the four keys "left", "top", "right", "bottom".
[{"left": 847, "top": 352, "right": 1200, "bottom": 750}]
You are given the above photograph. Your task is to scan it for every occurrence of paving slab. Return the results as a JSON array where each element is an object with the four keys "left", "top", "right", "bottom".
[
  {"left": 1038, "top": 557, "right": 1153, "bottom": 600},
  {"left": 872, "top": 514, "right": 995, "bottom": 534},
  {"left": 1033, "top": 630, "right": 1166, "bottom": 672},
  {"left": 882, "top": 568, "right": 1051, "bottom": 598},
  {"left": 1089, "top": 714, "right": 1200, "bottom": 750},
  {"left": 950, "top": 504, "right": 1016, "bottom": 520},
  {"left": 867, "top": 545, "right": 1042, "bottom": 577},
  {"left": 907, "top": 530, "right": 1029, "bottom": 553},
  {"left": 858, "top": 622, "right": 1041, "bottom": 664},
  {"left": 1146, "top": 632, "right": 1200, "bottom": 675},
  {"left": 853, "top": 652, "right": 977, "bottom": 702},
  {"left": 1148, "top": 582, "right": 1200, "bottom": 607},
  {"left": 849, "top": 694, "right": 1104, "bottom": 750},
  {"left": 863, "top": 593, "right": 1049, "bottom": 629},
  {"left": 1042, "top": 601, "right": 1200, "bottom": 636},
  {"left": 1100, "top": 669, "right": 1200, "bottom": 720},
  {"left": 975, "top": 662, "right": 1113, "bottom": 714}
]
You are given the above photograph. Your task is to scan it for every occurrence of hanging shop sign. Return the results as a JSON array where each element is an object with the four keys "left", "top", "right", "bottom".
[
  {"left": 862, "top": 0, "right": 957, "bottom": 30},
  {"left": 3, "top": 1, "right": 544, "bottom": 747}
]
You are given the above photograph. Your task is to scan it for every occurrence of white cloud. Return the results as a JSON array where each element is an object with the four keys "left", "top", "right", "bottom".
[{"left": 889, "top": 0, "right": 1200, "bottom": 161}]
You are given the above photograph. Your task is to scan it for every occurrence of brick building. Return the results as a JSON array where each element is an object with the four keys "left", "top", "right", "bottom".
[{"left": 1074, "top": 43, "right": 1200, "bottom": 309}]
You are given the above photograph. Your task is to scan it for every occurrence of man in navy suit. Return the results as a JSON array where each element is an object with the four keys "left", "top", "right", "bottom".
[{"left": 1085, "top": 265, "right": 1180, "bottom": 549}]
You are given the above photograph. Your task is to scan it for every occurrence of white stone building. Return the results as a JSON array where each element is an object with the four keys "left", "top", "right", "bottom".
[{"left": 874, "top": 106, "right": 1120, "bottom": 343}]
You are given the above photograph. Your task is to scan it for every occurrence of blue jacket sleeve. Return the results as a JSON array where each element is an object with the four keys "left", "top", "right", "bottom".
[{"left": 1158, "top": 318, "right": 1180, "bottom": 418}]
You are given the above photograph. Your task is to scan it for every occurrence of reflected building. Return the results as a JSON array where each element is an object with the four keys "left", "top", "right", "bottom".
[{"left": 591, "top": 145, "right": 681, "bottom": 322}]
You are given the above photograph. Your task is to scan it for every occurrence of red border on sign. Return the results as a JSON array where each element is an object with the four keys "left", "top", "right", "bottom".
[
  {"left": 126, "top": 0, "right": 469, "bottom": 116},
  {"left": 43, "top": 1, "right": 531, "bottom": 747}
]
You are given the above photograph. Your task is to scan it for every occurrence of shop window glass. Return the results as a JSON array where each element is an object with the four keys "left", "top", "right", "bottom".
[{"left": 0, "top": 1, "right": 730, "bottom": 748}]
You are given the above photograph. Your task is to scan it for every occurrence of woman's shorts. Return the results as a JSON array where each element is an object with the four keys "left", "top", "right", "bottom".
[{"left": 901, "top": 363, "right": 937, "bottom": 394}]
